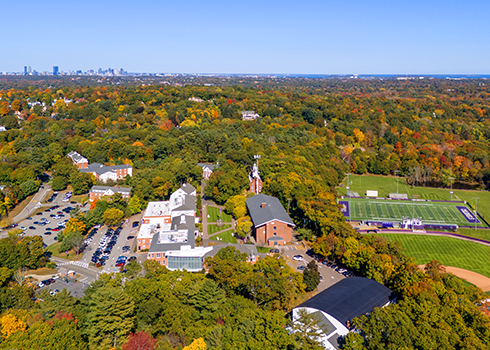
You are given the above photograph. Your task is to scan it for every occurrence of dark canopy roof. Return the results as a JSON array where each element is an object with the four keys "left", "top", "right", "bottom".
[
  {"left": 246, "top": 194, "right": 295, "bottom": 227},
  {"left": 297, "top": 277, "right": 396, "bottom": 325}
]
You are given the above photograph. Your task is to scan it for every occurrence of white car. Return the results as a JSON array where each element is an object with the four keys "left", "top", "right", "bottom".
[
  {"left": 38, "top": 282, "right": 44, "bottom": 288},
  {"left": 292, "top": 255, "right": 303, "bottom": 261},
  {"left": 21, "top": 226, "right": 27, "bottom": 231}
]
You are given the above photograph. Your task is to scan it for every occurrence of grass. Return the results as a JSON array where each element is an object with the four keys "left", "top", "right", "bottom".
[
  {"left": 206, "top": 206, "right": 232, "bottom": 223},
  {"left": 208, "top": 224, "right": 232, "bottom": 235},
  {"left": 46, "top": 242, "right": 83, "bottom": 261},
  {"left": 343, "top": 197, "right": 487, "bottom": 228},
  {"left": 338, "top": 174, "right": 490, "bottom": 225},
  {"left": 458, "top": 228, "right": 490, "bottom": 242},
  {"left": 257, "top": 246, "right": 272, "bottom": 253},
  {"left": 209, "top": 229, "right": 237, "bottom": 244},
  {"left": 27, "top": 267, "right": 58, "bottom": 276},
  {"left": 71, "top": 194, "right": 89, "bottom": 204},
  {"left": 377, "top": 233, "right": 490, "bottom": 278}
]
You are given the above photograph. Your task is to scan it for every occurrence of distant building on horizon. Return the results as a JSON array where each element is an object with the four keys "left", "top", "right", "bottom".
[
  {"left": 53, "top": 66, "right": 59, "bottom": 76},
  {"left": 24, "top": 66, "right": 27, "bottom": 75}
]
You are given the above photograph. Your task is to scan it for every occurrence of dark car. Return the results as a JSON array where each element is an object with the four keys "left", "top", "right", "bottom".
[
  {"left": 270, "top": 248, "right": 280, "bottom": 253},
  {"left": 36, "top": 212, "right": 42, "bottom": 215},
  {"left": 26, "top": 217, "right": 32, "bottom": 220},
  {"left": 44, "top": 231, "right": 52, "bottom": 235},
  {"left": 127, "top": 235, "right": 134, "bottom": 240},
  {"left": 128, "top": 256, "right": 137, "bottom": 262},
  {"left": 29, "top": 226, "right": 36, "bottom": 230},
  {"left": 297, "top": 266, "right": 306, "bottom": 271},
  {"left": 122, "top": 246, "right": 131, "bottom": 252},
  {"left": 132, "top": 221, "right": 139, "bottom": 228}
]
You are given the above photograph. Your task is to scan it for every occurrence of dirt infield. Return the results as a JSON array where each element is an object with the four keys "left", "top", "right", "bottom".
[{"left": 420, "top": 264, "right": 490, "bottom": 292}]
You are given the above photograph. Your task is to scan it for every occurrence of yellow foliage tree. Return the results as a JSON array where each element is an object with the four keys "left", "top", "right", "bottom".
[
  {"left": 0, "top": 313, "right": 26, "bottom": 338},
  {"left": 183, "top": 338, "right": 207, "bottom": 350},
  {"left": 64, "top": 218, "right": 86, "bottom": 235}
]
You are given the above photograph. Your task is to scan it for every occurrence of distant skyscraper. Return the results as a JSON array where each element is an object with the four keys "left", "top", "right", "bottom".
[
  {"left": 27, "top": 66, "right": 32, "bottom": 74},
  {"left": 53, "top": 66, "right": 59, "bottom": 75},
  {"left": 24, "top": 66, "right": 27, "bottom": 75}
]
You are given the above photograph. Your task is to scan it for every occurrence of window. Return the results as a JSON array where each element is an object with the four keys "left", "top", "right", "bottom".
[
  {"left": 274, "top": 226, "right": 277, "bottom": 230},
  {"left": 157, "top": 253, "right": 160, "bottom": 258}
]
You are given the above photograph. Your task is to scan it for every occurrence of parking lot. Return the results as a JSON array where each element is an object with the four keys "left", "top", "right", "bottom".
[
  {"left": 280, "top": 248, "right": 348, "bottom": 292},
  {"left": 78, "top": 216, "right": 145, "bottom": 274},
  {"left": 1, "top": 192, "right": 89, "bottom": 247}
]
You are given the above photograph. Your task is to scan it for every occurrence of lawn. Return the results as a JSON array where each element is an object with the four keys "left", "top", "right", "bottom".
[
  {"left": 458, "top": 228, "right": 490, "bottom": 242},
  {"left": 208, "top": 224, "right": 232, "bottom": 235},
  {"left": 46, "top": 242, "right": 83, "bottom": 261},
  {"left": 257, "top": 246, "right": 272, "bottom": 253},
  {"left": 377, "top": 233, "right": 490, "bottom": 278},
  {"left": 342, "top": 197, "right": 487, "bottom": 228},
  {"left": 206, "top": 206, "right": 232, "bottom": 223},
  {"left": 338, "top": 175, "right": 490, "bottom": 224},
  {"left": 209, "top": 229, "right": 237, "bottom": 244}
]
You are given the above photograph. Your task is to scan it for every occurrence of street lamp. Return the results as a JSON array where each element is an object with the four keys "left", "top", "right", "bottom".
[
  {"left": 449, "top": 177, "right": 455, "bottom": 201},
  {"left": 472, "top": 197, "right": 479, "bottom": 231},
  {"left": 395, "top": 170, "right": 400, "bottom": 194},
  {"left": 345, "top": 173, "right": 351, "bottom": 197}
]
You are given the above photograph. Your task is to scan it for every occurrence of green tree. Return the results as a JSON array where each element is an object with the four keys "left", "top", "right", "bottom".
[
  {"left": 85, "top": 287, "right": 135, "bottom": 349},
  {"left": 70, "top": 172, "right": 95, "bottom": 195},
  {"left": 103, "top": 208, "right": 124, "bottom": 226},
  {"left": 128, "top": 194, "right": 142, "bottom": 215},
  {"left": 303, "top": 260, "right": 320, "bottom": 292},
  {"left": 20, "top": 179, "right": 39, "bottom": 197},
  {"left": 52, "top": 176, "right": 68, "bottom": 191},
  {"left": 290, "top": 308, "right": 328, "bottom": 350}
]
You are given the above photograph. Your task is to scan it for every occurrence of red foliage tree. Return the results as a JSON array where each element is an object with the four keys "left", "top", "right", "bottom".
[{"left": 122, "top": 331, "right": 157, "bottom": 350}]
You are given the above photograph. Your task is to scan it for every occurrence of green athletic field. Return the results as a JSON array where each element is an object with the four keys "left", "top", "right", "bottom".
[
  {"left": 338, "top": 174, "right": 490, "bottom": 224},
  {"left": 343, "top": 197, "right": 487, "bottom": 228},
  {"left": 377, "top": 234, "right": 490, "bottom": 281}
]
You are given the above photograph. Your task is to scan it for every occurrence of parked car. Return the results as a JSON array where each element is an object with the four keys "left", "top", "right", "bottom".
[
  {"left": 128, "top": 256, "right": 137, "bottom": 262},
  {"left": 292, "top": 255, "right": 303, "bottom": 261},
  {"left": 29, "top": 226, "right": 36, "bottom": 230},
  {"left": 127, "top": 235, "right": 135, "bottom": 240},
  {"left": 297, "top": 265, "right": 306, "bottom": 270},
  {"left": 132, "top": 221, "right": 139, "bottom": 228},
  {"left": 270, "top": 248, "right": 280, "bottom": 253}
]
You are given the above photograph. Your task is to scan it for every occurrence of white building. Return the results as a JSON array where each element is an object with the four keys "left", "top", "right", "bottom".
[
  {"left": 241, "top": 111, "right": 260, "bottom": 120},
  {"left": 292, "top": 277, "right": 396, "bottom": 350},
  {"left": 137, "top": 184, "right": 197, "bottom": 251}
]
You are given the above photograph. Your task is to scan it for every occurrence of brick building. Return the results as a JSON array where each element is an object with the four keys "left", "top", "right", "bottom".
[
  {"left": 67, "top": 151, "right": 88, "bottom": 169},
  {"left": 246, "top": 194, "right": 295, "bottom": 247},
  {"left": 89, "top": 185, "right": 131, "bottom": 202}
]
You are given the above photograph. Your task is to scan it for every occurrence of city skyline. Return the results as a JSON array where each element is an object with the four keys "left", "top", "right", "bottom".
[{"left": 1, "top": 0, "right": 489, "bottom": 74}]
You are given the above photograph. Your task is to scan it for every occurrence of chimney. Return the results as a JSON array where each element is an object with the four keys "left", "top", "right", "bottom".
[{"left": 261, "top": 202, "right": 267, "bottom": 208}]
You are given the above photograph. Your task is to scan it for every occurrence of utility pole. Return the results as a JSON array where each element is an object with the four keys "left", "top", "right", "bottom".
[
  {"left": 473, "top": 197, "right": 479, "bottom": 231},
  {"left": 449, "top": 177, "right": 455, "bottom": 201},
  {"left": 395, "top": 170, "right": 400, "bottom": 194},
  {"left": 345, "top": 173, "right": 351, "bottom": 197}
]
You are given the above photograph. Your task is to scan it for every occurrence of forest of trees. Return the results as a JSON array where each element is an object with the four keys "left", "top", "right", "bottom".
[{"left": 0, "top": 76, "right": 489, "bottom": 349}]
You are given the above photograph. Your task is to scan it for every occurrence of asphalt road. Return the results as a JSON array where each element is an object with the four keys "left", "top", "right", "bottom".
[{"left": 13, "top": 184, "right": 52, "bottom": 223}]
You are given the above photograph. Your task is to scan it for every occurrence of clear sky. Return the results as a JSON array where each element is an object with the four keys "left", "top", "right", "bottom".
[{"left": 2, "top": 0, "right": 489, "bottom": 74}]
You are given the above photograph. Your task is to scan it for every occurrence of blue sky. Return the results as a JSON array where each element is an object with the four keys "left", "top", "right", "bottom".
[{"left": 2, "top": 0, "right": 489, "bottom": 74}]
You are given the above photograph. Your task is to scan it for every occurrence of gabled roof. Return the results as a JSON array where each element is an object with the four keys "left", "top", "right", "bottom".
[
  {"left": 197, "top": 163, "right": 217, "bottom": 170},
  {"left": 246, "top": 194, "right": 295, "bottom": 227},
  {"left": 172, "top": 195, "right": 196, "bottom": 212},
  {"left": 180, "top": 183, "right": 196, "bottom": 195},
  {"left": 297, "top": 277, "right": 396, "bottom": 325},
  {"left": 67, "top": 151, "right": 87, "bottom": 163}
]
